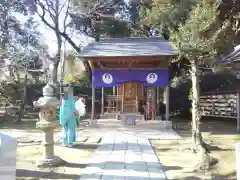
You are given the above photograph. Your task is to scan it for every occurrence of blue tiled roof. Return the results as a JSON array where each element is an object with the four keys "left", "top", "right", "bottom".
[
  {"left": 217, "top": 46, "right": 240, "bottom": 65},
  {"left": 79, "top": 37, "right": 177, "bottom": 58}
]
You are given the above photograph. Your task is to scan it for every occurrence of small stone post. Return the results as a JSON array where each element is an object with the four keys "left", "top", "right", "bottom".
[
  {"left": 236, "top": 142, "right": 240, "bottom": 180},
  {"left": 33, "top": 84, "right": 65, "bottom": 167},
  {"left": 101, "top": 87, "right": 104, "bottom": 115},
  {"left": 164, "top": 86, "right": 172, "bottom": 129}
]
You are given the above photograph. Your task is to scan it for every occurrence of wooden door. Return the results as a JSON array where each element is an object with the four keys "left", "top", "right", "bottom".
[{"left": 118, "top": 81, "right": 144, "bottom": 112}]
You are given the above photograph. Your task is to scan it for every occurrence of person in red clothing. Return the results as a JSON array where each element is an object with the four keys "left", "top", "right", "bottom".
[
  {"left": 142, "top": 102, "right": 147, "bottom": 120},
  {"left": 151, "top": 102, "right": 156, "bottom": 120}
]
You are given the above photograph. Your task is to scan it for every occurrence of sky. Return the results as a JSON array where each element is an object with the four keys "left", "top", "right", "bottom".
[
  {"left": 14, "top": 0, "right": 132, "bottom": 56},
  {"left": 14, "top": 3, "right": 93, "bottom": 56}
]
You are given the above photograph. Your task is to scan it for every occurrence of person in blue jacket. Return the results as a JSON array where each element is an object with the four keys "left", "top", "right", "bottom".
[{"left": 59, "top": 87, "right": 78, "bottom": 147}]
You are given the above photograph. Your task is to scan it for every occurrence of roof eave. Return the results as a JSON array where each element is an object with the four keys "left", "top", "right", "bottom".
[{"left": 78, "top": 53, "right": 178, "bottom": 60}]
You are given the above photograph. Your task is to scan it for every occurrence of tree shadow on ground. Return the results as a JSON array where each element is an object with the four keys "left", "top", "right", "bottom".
[
  {"left": 207, "top": 145, "right": 234, "bottom": 151},
  {"left": 16, "top": 169, "right": 79, "bottom": 179},
  {"left": 153, "top": 147, "right": 172, "bottom": 152},
  {"left": 16, "top": 161, "right": 88, "bottom": 179},
  {"left": 55, "top": 143, "right": 99, "bottom": 150},
  {"left": 177, "top": 177, "right": 202, "bottom": 180},
  {"left": 0, "top": 116, "right": 38, "bottom": 130},
  {"left": 64, "top": 162, "right": 87, "bottom": 168},
  {"left": 72, "top": 143, "right": 99, "bottom": 150},
  {"left": 0, "top": 120, "right": 37, "bottom": 130},
  {"left": 211, "top": 171, "right": 236, "bottom": 180},
  {"left": 162, "top": 165, "right": 182, "bottom": 171},
  {"left": 172, "top": 117, "right": 240, "bottom": 137}
]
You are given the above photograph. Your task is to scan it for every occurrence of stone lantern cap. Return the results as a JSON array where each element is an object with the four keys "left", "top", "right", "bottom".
[{"left": 33, "top": 84, "right": 60, "bottom": 108}]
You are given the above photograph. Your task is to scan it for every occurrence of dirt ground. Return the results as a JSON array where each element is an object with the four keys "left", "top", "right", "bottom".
[
  {"left": 151, "top": 117, "right": 240, "bottom": 180},
  {"left": 2, "top": 115, "right": 240, "bottom": 180},
  {"left": 0, "top": 116, "right": 98, "bottom": 180},
  {"left": 16, "top": 142, "right": 98, "bottom": 180}
]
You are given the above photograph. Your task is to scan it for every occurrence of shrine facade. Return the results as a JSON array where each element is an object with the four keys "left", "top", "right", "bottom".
[{"left": 80, "top": 37, "right": 177, "bottom": 120}]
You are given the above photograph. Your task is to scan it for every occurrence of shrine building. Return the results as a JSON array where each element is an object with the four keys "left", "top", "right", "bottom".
[{"left": 79, "top": 37, "right": 177, "bottom": 120}]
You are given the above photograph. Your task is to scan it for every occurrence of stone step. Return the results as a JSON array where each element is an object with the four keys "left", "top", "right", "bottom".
[
  {"left": 100, "top": 114, "right": 118, "bottom": 119},
  {"left": 100, "top": 113, "right": 145, "bottom": 120},
  {"left": 119, "top": 115, "right": 144, "bottom": 121},
  {"left": 97, "top": 119, "right": 146, "bottom": 128}
]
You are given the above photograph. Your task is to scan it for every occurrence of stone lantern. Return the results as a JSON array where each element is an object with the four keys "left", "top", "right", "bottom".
[{"left": 33, "top": 83, "right": 65, "bottom": 167}]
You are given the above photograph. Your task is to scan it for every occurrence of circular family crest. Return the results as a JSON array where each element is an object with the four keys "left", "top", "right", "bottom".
[
  {"left": 102, "top": 73, "right": 113, "bottom": 84},
  {"left": 146, "top": 73, "right": 158, "bottom": 84}
]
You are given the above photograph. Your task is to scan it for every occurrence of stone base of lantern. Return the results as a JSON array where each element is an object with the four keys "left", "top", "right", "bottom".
[
  {"left": 36, "top": 155, "right": 65, "bottom": 168},
  {"left": 88, "top": 120, "right": 98, "bottom": 128}
]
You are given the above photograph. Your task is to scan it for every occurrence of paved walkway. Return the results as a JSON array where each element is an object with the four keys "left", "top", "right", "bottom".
[{"left": 79, "top": 134, "right": 167, "bottom": 180}]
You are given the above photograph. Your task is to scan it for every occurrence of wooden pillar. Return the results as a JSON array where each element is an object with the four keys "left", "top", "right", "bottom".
[
  {"left": 91, "top": 80, "right": 95, "bottom": 120},
  {"left": 116, "top": 86, "right": 119, "bottom": 112},
  {"left": 122, "top": 84, "right": 124, "bottom": 112},
  {"left": 113, "top": 86, "right": 116, "bottom": 95},
  {"left": 156, "top": 87, "right": 160, "bottom": 115},
  {"left": 136, "top": 96, "right": 138, "bottom": 113},
  {"left": 112, "top": 86, "right": 116, "bottom": 112},
  {"left": 101, "top": 87, "right": 104, "bottom": 115},
  {"left": 237, "top": 92, "right": 240, "bottom": 132},
  {"left": 165, "top": 86, "right": 170, "bottom": 121}
]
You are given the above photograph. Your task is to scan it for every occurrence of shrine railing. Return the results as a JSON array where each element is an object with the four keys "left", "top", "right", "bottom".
[{"left": 105, "top": 95, "right": 139, "bottom": 113}]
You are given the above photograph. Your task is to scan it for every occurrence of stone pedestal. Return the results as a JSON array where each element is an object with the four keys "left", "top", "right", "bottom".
[
  {"left": 164, "top": 120, "right": 172, "bottom": 130},
  {"left": 33, "top": 84, "right": 65, "bottom": 168},
  {"left": 0, "top": 133, "right": 17, "bottom": 180},
  {"left": 123, "top": 114, "right": 136, "bottom": 126},
  {"left": 88, "top": 120, "right": 98, "bottom": 128},
  {"left": 236, "top": 142, "right": 240, "bottom": 180}
]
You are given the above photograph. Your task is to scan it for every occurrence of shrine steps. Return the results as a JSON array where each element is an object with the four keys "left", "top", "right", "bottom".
[
  {"left": 100, "top": 112, "right": 120, "bottom": 119},
  {"left": 100, "top": 112, "right": 145, "bottom": 121},
  {"left": 96, "top": 118, "right": 144, "bottom": 128},
  {"left": 98, "top": 113, "right": 144, "bottom": 128}
]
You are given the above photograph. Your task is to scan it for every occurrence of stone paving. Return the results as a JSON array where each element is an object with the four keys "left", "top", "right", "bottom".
[
  {"left": 1, "top": 119, "right": 180, "bottom": 179},
  {"left": 78, "top": 127, "right": 181, "bottom": 140},
  {"left": 79, "top": 134, "right": 167, "bottom": 180},
  {"left": 0, "top": 120, "right": 181, "bottom": 143}
]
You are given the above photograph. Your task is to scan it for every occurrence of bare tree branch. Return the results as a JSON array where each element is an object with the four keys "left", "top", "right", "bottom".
[
  {"left": 63, "top": 0, "right": 70, "bottom": 33},
  {"left": 44, "top": 0, "right": 57, "bottom": 23},
  {"left": 59, "top": 31, "right": 90, "bottom": 70},
  {"left": 34, "top": 0, "right": 55, "bottom": 30},
  {"left": 47, "top": 0, "right": 57, "bottom": 14},
  {"left": 36, "top": 8, "right": 55, "bottom": 31},
  {"left": 59, "top": 0, "right": 69, "bottom": 14},
  {"left": 33, "top": 0, "right": 119, "bottom": 74}
]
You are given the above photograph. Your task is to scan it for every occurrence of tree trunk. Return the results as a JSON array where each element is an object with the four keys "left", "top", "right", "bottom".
[
  {"left": 51, "top": 35, "right": 61, "bottom": 89},
  {"left": 16, "top": 71, "right": 28, "bottom": 122},
  {"left": 190, "top": 60, "right": 205, "bottom": 151},
  {"left": 1, "top": 7, "right": 9, "bottom": 50}
]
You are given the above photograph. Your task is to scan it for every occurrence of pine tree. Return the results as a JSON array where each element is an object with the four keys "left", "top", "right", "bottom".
[
  {"left": 171, "top": 0, "right": 232, "bottom": 170},
  {"left": 139, "top": 0, "right": 199, "bottom": 37}
]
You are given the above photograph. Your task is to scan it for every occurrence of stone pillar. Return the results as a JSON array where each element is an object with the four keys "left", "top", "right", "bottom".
[
  {"left": 89, "top": 79, "right": 97, "bottom": 127},
  {"left": 164, "top": 86, "right": 172, "bottom": 129},
  {"left": 33, "top": 84, "right": 64, "bottom": 167},
  {"left": 113, "top": 86, "right": 116, "bottom": 95},
  {"left": 156, "top": 86, "right": 160, "bottom": 115},
  {"left": 0, "top": 133, "right": 17, "bottom": 180},
  {"left": 165, "top": 86, "right": 170, "bottom": 121},
  {"left": 237, "top": 92, "right": 240, "bottom": 132},
  {"left": 101, "top": 87, "right": 104, "bottom": 115},
  {"left": 91, "top": 85, "right": 95, "bottom": 120},
  {"left": 236, "top": 142, "right": 240, "bottom": 180}
]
